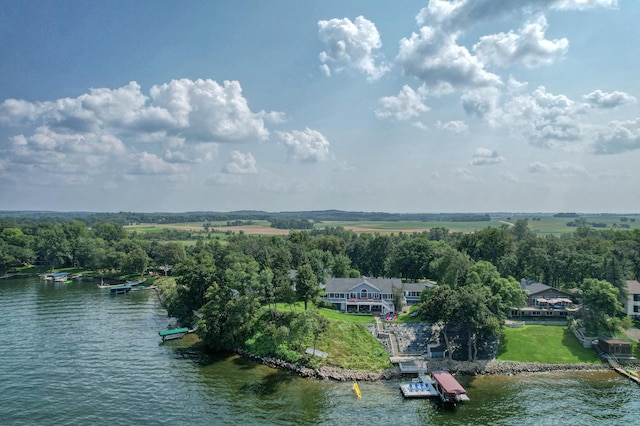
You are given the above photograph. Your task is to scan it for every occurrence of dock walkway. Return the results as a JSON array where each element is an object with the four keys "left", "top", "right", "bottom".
[{"left": 606, "top": 356, "right": 640, "bottom": 385}]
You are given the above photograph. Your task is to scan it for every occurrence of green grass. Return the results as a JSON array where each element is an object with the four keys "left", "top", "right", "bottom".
[
  {"left": 314, "top": 220, "right": 508, "bottom": 234},
  {"left": 318, "top": 308, "right": 376, "bottom": 323},
  {"left": 316, "top": 321, "right": 392, "bottom": 371},
  {"left": 274, "top": 303, "right": 376, "bottom": 324},
  {"left": 498, "top": 325, "right": 601, "bottom": 364},
  {"left": 271, "top": 302, "right": 390, "bottom": 370}
]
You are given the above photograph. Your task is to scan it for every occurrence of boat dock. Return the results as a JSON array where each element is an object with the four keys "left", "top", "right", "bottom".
[
  {"left": 605, "top": 355, "right": 640, "bottom": 385},
  {"left": 399, "top": 374, "right": 439, "bottom": 398},
  {"left": 399, "top": 369, "right": 469, "bottom": 403}
]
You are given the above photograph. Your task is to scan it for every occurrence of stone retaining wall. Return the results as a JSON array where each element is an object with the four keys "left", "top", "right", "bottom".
[{"left": 236, "top": 349, "right": 610, "bottom": 381}]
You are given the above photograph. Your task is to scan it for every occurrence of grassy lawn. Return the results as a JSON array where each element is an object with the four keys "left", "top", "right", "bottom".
[
  {"left": 316, "top": 320, "right": 392, "bottom": 371},
  {"left": 498, "top": 325, "right": 601, "bottom": 364}
]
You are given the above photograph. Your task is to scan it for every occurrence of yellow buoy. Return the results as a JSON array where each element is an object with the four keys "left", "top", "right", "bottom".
[{"left": 353, "top": 382, "right": 361, "bottom": 398}]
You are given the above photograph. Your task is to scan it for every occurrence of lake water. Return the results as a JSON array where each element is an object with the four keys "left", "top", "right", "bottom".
[{"left": 1, "top": 277, "right": 639, "bottom": 425}]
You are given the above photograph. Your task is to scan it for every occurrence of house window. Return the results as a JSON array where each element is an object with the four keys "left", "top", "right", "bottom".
[
  {"left": 361, "top": 289, "right": 368, "bottom": 299},
  {"left": 634, "top": 305, "right": 640, "bottom": 313},
  {"left": 634, "top": 294, "right": 640, "bottom": 302}
]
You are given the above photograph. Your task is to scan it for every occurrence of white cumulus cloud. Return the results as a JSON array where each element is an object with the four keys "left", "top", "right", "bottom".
[
  {"left": 583, "top": 89, "right": 636, "bottom": 108},
  {"left": 593, "top": 118, "right": 640, "bottom": 154},
  {"left": 375, "top": 85, "right": 430, "bottom": 121},
  {"left": 436, "top": 120, "right": 468, "bottom": 133},
  {"left": 500, "top": 86, "right": 587, "bottom": 148},
  {"left": 318, "top": 16, "right": 389, "bottom": 81},
  {"left": 470, "top": 147, "right": 505, "bottom": 165},
  {"left": 224, "top": 151, "right": 258, "bottom": 174},
  {"left": 397, "top": 27, "right": 501, "bottom": 89},
  {"left": 474, "top": 15, "right": 569, "bottom": 68},
  {"left": 277, "top": 128, "right": 330, "bottom": 162}
]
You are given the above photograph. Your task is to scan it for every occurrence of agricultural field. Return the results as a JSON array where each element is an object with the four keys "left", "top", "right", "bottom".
[
  {"left": 124, "top": 214, "right": 640, "bottom": 239},
  {"left": 500, "top": 214, "right": 640, "bottom": 236}
]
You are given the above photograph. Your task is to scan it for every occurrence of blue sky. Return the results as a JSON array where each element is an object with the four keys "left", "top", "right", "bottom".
[{"left": 1, "top": 0, "right": 639, "bottom": 213}]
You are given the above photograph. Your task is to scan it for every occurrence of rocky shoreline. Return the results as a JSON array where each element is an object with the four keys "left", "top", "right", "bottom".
[{"left": 237, "top": 350, "right": 611, "bottom": 381}]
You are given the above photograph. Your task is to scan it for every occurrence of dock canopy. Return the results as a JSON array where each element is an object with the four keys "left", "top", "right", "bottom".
[
  {"left": 431, "top": 371, "right": 467, "bottom": 396},
  {"left": 159, "top": 327, "right": 190, "bottom": 337}
]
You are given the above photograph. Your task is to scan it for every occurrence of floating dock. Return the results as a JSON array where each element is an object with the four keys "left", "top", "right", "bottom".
[
  {"left": 400, "top": 371, "right": 469, "bottom": 403},
  {"left": 400, "top": 375, "right": 438, "bottom": 398}
]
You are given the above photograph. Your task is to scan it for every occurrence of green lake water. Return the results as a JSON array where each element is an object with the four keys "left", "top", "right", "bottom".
[{"left": 1, "top": 277, "right": 639, "bottom": 425}]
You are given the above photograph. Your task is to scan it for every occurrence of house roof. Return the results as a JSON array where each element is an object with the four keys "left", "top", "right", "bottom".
[
  {"left": 625, "top": 280, "right": 640, "bottom": 295},
  {"left": 324, "top": 277, "right": 402, "bottom": 293},
  {"left": 431, "top": 371, "right": 466, "bottom": 395},
  {"left": 404, "top": 281, "right": 435, "bottom": 292},
  {"left": 520, "top": 279, "right": 572, "bottom": 297}
]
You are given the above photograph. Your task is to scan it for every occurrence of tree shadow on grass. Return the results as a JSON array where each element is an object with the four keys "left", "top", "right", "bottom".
[
  {"left": 561, "top": 328, "right": 601, "bottom": 363},
  {"left": 496, "top": 329, "right": 508, "bottom": 357}
]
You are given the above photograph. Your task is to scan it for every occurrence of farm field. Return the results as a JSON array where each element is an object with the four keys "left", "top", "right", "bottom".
[{"left": 124, "top": 213, "right": 640, "bottom": 239}]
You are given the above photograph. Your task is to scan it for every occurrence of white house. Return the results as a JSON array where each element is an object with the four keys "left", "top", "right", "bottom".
[{"left": 622, "top": 280, "right": 640, "bottom": 319}]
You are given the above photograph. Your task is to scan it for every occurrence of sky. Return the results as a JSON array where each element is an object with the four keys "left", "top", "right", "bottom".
[{"left": 1, "top": 0, "right": 639, "bottom": 214}]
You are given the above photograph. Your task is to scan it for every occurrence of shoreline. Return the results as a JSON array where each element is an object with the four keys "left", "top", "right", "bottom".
[{"left": 237, "top": 350, "right": 612, "bottom": 381}]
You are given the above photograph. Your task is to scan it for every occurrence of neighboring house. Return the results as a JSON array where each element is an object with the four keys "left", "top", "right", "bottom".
[
  {"left": 510, "top": 279, "right": 579, "bottom": 319},
  {"left": 622, "top": 280, "right": 640, "bottom": 320},
  {"left": 404, "top": 280, "right": 437, "bottom": 306},
  {"left": 322, "top": 277, "right": 433, "bottom": 315}
]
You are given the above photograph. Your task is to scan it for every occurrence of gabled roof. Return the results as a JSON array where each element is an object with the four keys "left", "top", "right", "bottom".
[
  {"left": 625, "top": 280, "right": 640, "bottom": 295},
  {"left": 520, "top": 279, "right": 572, "bottom": 297},
  {"left": 404, "top": 280, "right": 436, "bottom": 292},
  {"left": 324, "top": 277, "right": 402, "bottom": 293}
]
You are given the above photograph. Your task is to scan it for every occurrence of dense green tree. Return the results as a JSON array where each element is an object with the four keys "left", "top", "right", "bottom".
[
  {"left": 93, "top": 222, "right": 126, "bottom": 242},
  {"left": 197, "top": 259, "right": 261, "bottom": 351},
  {"left": 295, "top": 263, "right": 319, "bottom": 310},
  {"left": 458, "top": 227, "right": 513, "bottom": 273},
  {"left": 386, "top": 237, "right": 434, "bottom": 280},
  {"left": 419, "top": 285, "right": 456, "bottom": 359},
  {"left": 122, "top": 246, "right": 149, "bottom": 276},
  {"left": 34, "top": 224, "right": 71, "bottom": 270},
  {"left": 170, "top": 251, "right": 217, "bottom": 323},
  {"left": 331, "top": 254, "right": 352, "bottom": 278},
  {"left": 581, "top": 278, "right": 623, "bottom": 335},
  {"left": 290, "top": 308, "right": 328, "bottom": 358},
  {"left": 428, "top": 243, "right": 472, "bottom": 286},
  {"left": 153, "top": 242, "right": 186, "bottom": 275}
]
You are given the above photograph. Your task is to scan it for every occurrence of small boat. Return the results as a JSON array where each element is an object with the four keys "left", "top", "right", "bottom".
[
  {"left": 626, "top": 369, "right": 638, "bottom": 377},
  {"left": 52, "top": 272, "right": 69, "bottom": 282}
]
